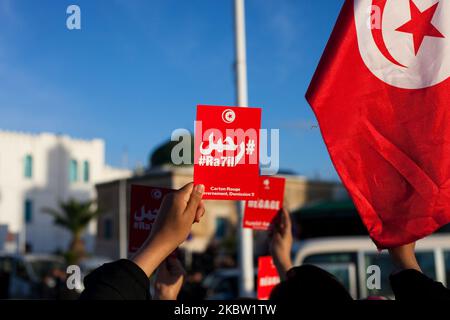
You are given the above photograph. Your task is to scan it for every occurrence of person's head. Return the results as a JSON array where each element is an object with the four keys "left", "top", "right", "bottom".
[
  {"left": 189, "top": 271, "right": 203, "bottom": 283},
  {"left": 269, "top": 265, "right": 353, "bottom": 302}
]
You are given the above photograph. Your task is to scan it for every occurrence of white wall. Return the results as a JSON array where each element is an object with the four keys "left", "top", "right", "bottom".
[{"left": 0, "top": 130, "right": 131, "bottom": 253}]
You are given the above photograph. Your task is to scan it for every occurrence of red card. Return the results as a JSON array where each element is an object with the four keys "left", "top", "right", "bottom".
[
  {"left": 257, "top": 256, "right": 280, "bottom": 300},
  {"left": 244, "top": 176, "right": 285, "bottom": 230},
  {"left": 128, "top": 185, "right": 174, "bottom": 254},
  {"left": 194, "top": 105, "right": 261, "bottom": 200}
]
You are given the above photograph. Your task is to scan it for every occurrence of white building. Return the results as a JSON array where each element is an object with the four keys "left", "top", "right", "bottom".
[{"left": 0, "top": 130, "right": 131, "bottom": 254}]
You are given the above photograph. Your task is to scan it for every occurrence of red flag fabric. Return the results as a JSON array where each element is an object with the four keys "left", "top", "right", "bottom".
[{"left": 306, "top": 0, "right": 450, "bottom": 248}]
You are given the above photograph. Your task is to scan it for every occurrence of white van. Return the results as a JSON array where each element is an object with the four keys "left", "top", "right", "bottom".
[{"left": 293, "top": 235, "right": 450, "bottom": 299}]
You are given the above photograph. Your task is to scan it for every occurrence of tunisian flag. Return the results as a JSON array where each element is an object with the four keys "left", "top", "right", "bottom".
[{"left": 306, "top": 0, "right": 450, "bottom": 248}]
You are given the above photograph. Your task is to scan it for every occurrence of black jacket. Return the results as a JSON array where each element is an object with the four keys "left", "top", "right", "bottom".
[
  {"left": 79, "top": 259, "right": 450, "bottom": 301},
  {"left": 79, "top": 259, "right": 151, "bottom": 300},
  {"left": 390, "top": 269, "right": 450, "bottom": 301}
]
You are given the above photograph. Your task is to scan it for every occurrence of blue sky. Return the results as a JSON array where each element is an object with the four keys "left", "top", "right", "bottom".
[{"left": 0, "top": 0, "right": 344, "bottom": 180}]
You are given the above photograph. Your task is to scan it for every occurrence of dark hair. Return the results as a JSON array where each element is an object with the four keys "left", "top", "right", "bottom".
[{"left": 269, "top": 265, "right": 354, "bottom": 301}]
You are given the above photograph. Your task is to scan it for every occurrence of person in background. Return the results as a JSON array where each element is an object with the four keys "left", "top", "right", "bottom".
[
  {"left": 152, "top": 256, "right": 186, "bottom": 300},
  {"left": 268, "top": 209, "right": 450, "bottom": 301},
  {"left": 388, "top": 243, "right": 450, "bottom": 300},
  {"left": 178, "top": 271, "right": 207, "bottom": 302},
  {"left": 41, "top": 267, "right": 79, "bottom": 300},
  {"left": 79, "top": 183, "right": 205, "bottom": 300},
  {"left": 268, "top": 209, "right": 353, "bottom": 301}
]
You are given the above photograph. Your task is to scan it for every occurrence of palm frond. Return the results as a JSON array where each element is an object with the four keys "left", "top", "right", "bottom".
[{"left": 42, "top": 199, "right": 101, "bottom": 234}]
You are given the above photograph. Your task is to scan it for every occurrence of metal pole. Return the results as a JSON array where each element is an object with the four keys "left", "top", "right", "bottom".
[
  {"left": 234, "top": 0, "right": 254, "bottom": 297},
  {"left": 19, "top": 205, "right": 26, "bottom": 254},
  {"left": 119, "top": 179, "right": 127, "bottom": 259}
]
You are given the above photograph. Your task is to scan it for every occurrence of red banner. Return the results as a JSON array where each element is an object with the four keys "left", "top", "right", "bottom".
[
  {"left": 128, "top": 185, "right": 173, "bottom": 254},
  {"left": 257, "top": 256, "right": 280, "bottom": 300},
  {"left": 244, "top": 176, "right": 285, "bottom": 230},
  {"left": 194, "top": 105, "right": 261, "bottom": 200}
]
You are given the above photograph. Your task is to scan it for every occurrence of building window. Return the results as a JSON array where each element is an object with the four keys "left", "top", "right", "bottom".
[
  {"left": 104, "top": 218, "right": 113, "bottom": 240},
  {"left": 83, "top": 160, "right": 90, "bottom": 182},
  {"left": 24, "top": 199, "right": 33, "bottom": 224},
  {"left": 24, "top": 154, "right": 33, "bottom": 179},
  {"left": 69, "top": 159, "right": 78, "bottom": 182}
]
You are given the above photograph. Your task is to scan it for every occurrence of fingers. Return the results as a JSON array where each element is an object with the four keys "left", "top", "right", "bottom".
[
  {"left": 177, "top": 182, "right": 195, "bottom": 203},
  {"left": 271, "top": 209, "right": 284, "bottom": 232},
  {"left": 185, "top": 184, "right": 205, "bottom": 218},
  {"left": 268, "top": 212, "right": 281, "bottom": 238},
  {"left": 194, "top": 201, "right": 206, "bottom": 223},
  {"left": 280, "top": 208, "right": 291, "bottom": 233},
  {"left": 173, "top": 183, "right": 206, "bottom": 223},
  {"left": 269, "top": 209, "right": 291, "bottom": 239}
]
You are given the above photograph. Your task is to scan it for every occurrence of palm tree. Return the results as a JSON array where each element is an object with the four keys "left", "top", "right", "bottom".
[{"left": 43, "top": 199, "right": 100, "bottom": 264}]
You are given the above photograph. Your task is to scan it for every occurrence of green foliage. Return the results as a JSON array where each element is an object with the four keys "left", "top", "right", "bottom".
[
  {"left": 43, "top": 199, "right": 100, "bottom": 236},
  {"left": 63, "top": 250, "right": 79, "bottom": 265},
  {"left": 43, "top": 199, "right": 100, "bottom": 264}
]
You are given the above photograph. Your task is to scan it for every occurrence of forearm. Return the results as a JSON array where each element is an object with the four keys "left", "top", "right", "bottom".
[
  {"left": 388, "top": 242, "right": 421, "bottom": 272},
  {"left": 132, "top": 236, "right": 175, "bottom": 277},
  {"left": 273, "top": 256, "right": 293, "bottom": 281}
]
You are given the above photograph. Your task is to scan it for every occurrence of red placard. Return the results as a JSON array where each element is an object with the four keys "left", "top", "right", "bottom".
[
  {"left": 194, "top": 105, "right": 261, "bottom": 200},
  {"left": 244, "top": 176, "right": 285, "bottom": 230},
  {"left": 257, "top": 256, "right": 280, "bottom": 300},
  {"left": 128, "top": 185, "right": 173, "bottom": 254}
]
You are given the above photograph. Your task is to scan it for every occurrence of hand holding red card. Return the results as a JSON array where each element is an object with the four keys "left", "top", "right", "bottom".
[
  {"left": 130, "top": 183, "right": 205, "bottom": 278},
  {"left": 257, "top": 256, "right": 280, "bottom": 300},
  {"left": 128, "top": 185, "right": 174, "bottom": 254},
  {"left": 244, "top": 176, "right": 286, "bottom": 230},
  {"left": 194, "top": 105, "right": 261, "bottom": 200}
]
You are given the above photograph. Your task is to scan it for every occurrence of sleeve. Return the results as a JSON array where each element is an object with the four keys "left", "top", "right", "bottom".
[
  {"left": 390, "top": 269, "right": 450, "bottom": 301},
  {"left": 79, "top": 259, "right": 151, "bottom": 300}
]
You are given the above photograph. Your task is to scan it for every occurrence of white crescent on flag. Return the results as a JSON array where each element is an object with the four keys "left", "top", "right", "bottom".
[{"left": 354, "top": 0, "right": 450, "bottom": 89}]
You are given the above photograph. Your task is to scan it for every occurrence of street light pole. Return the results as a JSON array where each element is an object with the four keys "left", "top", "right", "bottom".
[
  {"left": 234, "top": 0, "right": 254, "bottom": 297},
  {"left": 119, "top": 179, "right": 127, "bottom": 259}
]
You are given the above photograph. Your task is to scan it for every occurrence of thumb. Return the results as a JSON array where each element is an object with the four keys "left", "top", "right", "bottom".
[{"left": 185, "top": 184, "right": 204, "bottom": 216}]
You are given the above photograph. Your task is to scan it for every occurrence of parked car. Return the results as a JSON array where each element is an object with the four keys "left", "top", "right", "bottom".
[
  {"left": 203, "top": 269, "right": 257, "bottom": 300},
  {"left": 0, "top": 253, "right": 65, "bottom": 299},
  {"left": 293, "top": 234, "right": 450, "bottom": 299}
]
